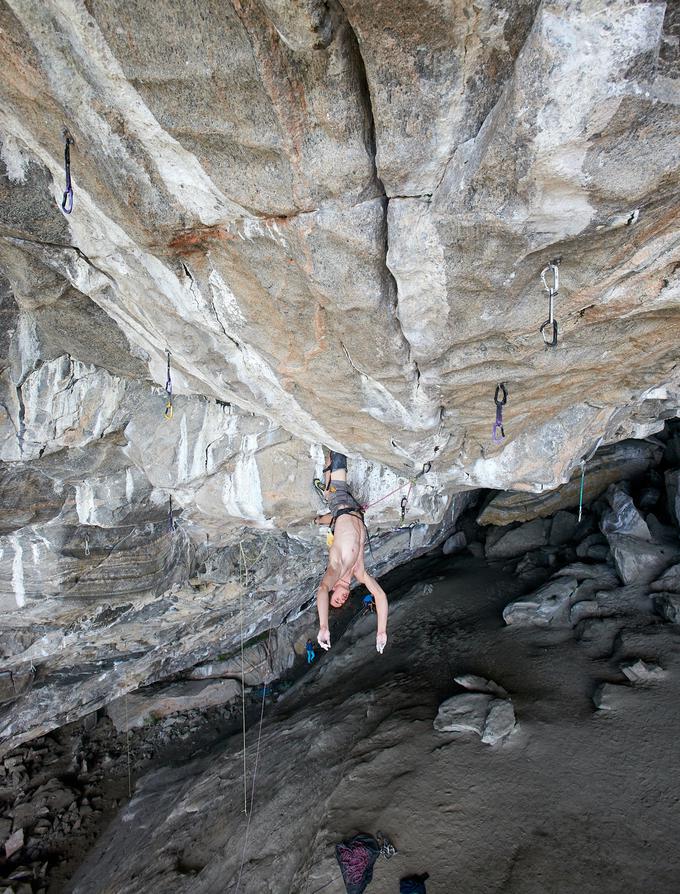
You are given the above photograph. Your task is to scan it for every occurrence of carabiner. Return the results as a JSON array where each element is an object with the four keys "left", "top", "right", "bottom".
[
  {"left": 494, "top": 383, "right": 507, "bottom": 406},
  {"left": 164, "top": 400, "right": 174, "bottom": 420},
  {"left": 422, "top": 461, "right": 432, "bottom": 475},
  {"left": 540, "top": 262, "right": 559, "bottom": 348},
  {"left": 84, "top": 535, "right": 90, "bottom": 557},
  {"left": 492, "top": 421, "right": 505, "bottom": 443},
  {"left": 165, "top": 351, "right": 172, "bottom": 395},
  {"left": 540, "top": 262, "right": 559, "bottom": 295},
  {"left": 61, "top": 130, "right": 74, "bottom": 214},
  {"left": 400, "top": 495, "right": 408, "bottom": 521},
  {"left": 540, "top": 318, "right": 558, "bottom": 347}
]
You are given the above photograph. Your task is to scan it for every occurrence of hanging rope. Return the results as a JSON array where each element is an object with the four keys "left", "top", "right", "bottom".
[
  {"left": 61, "top": 129, "right": 74, "bottom": 214},
  {"left": 234, "top": 681, "right": 268, "bottom": 894},
  {"left": 577, "top": 437, "right": 603, "bottom": 522},
  {"left": 540, "top": 261, "right": 560, "bottom": 347},
  {"left": 239, "top": 541, "right": 249, "bottom": 816},
  {"left": 164, "top": 351, "right": 173, "bottom": 420},
  {"left": 125, "top": 693, "right": 132, "bottom": 798},
  {"left": 492, "top": 383, "right": 507, "bottom": 443}
]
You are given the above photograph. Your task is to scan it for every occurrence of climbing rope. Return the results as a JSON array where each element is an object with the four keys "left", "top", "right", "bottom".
[
  {"left": 234, "top": 681, "right": 268, "bottom": 894},
  {"left": 492, "top": 383, "right": 507, "bottom": 443},
  {"left": 361, "top": 460, "right": 432, "bottom": 527},
  {"left": 238, "top": 541, "right": 249, "bottom": 816},
  {"left": 61, "top": 130, "right": 74, "bottom": 214},
  {"left": 164, "top": 351, "right": 173, "bottom": 420},
  {"left": 577, "top": 437, "right": 603, "bottom": 522},
  {"left": 125, "top": 693, "right": 132, "bottom": 798},
  {"left": 540, "top": 261, "right": 560, "bottom": 347}
]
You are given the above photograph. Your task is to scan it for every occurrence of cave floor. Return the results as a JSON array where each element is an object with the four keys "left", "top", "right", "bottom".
[
  {"left": 292, "top": 556, "right": 680, "bottom": 894},
  {"left": 65, "top": 553, "right": 680, "bottom": 893}
]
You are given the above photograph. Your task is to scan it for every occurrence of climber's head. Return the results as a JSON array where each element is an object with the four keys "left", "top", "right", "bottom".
[{"left": 330, "top": 578, "right": 351, "bottom": 609}]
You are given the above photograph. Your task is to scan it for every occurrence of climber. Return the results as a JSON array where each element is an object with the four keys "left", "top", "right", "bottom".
[{"left": 314, "top": 450, "right": 388, "bottom": 655}]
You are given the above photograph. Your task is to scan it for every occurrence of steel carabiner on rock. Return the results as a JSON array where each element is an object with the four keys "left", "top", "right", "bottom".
[
  {"left": 61, "top": 129, "right": 74, "bottom": 214},
  {"left": 540, "top": 261, "right": 559, "bottom": 347}
]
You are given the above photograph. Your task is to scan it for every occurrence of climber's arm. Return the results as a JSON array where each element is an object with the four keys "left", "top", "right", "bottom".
[
  {"left": 356, "top": 570, "right": 388, "bottom": 653},
  {"left": 316, "top": 561, "right": 342, "bottom": 650}
]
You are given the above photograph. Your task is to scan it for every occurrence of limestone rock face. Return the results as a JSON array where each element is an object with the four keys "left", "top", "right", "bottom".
[{"left": 1, "top": 1, "right": 680, "bottom": 749}]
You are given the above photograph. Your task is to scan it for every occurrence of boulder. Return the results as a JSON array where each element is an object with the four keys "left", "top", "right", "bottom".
[
  {"left": 549, "top": 510, "right": 578, "bottom": 546},
  {"left": 607, "top": 535, "right": 680, "bottom": 586},
  {"left": 4, "top": 828, "right": 23, "bottom": 858},
  {"left": 621, "top": 659, "right": 666, "bottom": 684},
  {"left": 442, "top": 532, "right": 467, "bottom": 556},
  {"left": 593, "top": 683, "right": 629, "bottom": 711},
  {"left": 434, "top": 692, "right": 515, "bottom": 745},
  {"left": 600, "top": 485, "right": 651, "bottom": 541},
  {"left": 485, "top": 519, "right": 549, "bottom": 560},
  {"left": 481, "top": 699, "right": 516, "bottom": 746},
  {"left": 554, "top": 563, "right": 620, "bottom": 586},
  {"left": 576, "top": 533, "right": 609, "bottom": 559},
  {"left": 106, "top": 680, "right": 242, "bottom": 732},
  {"left": 653, "top": 593, "right": 680, "bottom": 624},
  {"left": 454, "top": 674, "right": 508, "bottom": 699},
  {"left": 433, "top": 693, "right": 490, "bottom": 736},
  {"left": 650, "top": 563, "right": 680, "bottom": 593},
  {"left": 503, "top": 577, "right": 578, "bottom": 627}
]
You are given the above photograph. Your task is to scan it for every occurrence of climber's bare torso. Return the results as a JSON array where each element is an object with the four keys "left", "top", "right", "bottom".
[{"left": 315, "top": 456, "right": 388, "bottom": 654}]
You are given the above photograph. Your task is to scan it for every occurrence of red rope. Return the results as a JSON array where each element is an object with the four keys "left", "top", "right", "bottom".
[{"left": 361, "top": 479, "right": 412, "bottom": 511}]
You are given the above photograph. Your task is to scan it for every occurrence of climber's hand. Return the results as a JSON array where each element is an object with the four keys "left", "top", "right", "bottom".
[
  {"left": 376, "top": 631, "right": 387, "bottom": 654},
  {"left": 318, "top": 627, "right": 331, "bottom": 651}
]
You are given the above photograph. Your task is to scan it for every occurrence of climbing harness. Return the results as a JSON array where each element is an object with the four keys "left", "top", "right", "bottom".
[
  {"left": 540, "top": 261, "right": 560, "bottom": 347},
  {"left": 362, "top": 594, "right": 375, "bottom": 613},
  {"left": 61, "top": 130, "right": 74, "bottom": 214},
  {"left": 164, "top": 351, "right": 173, "bottom": 420},
  {"left": 492, "top": 383, "right": 507, "bottom": 443},
  {"left": 305, "top": 640, "right": 316, "bottom": 664},
  {"left": 577, "top": 437, "right": 603, "bottom": 522},
  {"left": 84, "top": 535, "right": 90, "bottom": 557}
]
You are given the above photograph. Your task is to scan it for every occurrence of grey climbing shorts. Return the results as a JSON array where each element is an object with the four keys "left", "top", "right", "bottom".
[{"left": 328, "top": 481, "right": 362, "bottom": 516}]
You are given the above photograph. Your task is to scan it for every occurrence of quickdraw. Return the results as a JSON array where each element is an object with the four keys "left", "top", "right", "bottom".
[
  {"left": 398, "top": 461, "right": 432, "bottom": 525},
  {"left": 84, "top": 535, "right": 90, "bottom": 557},
  {"left": 577, "top": 437, "right": 603, "bottom": 522},
  {"left": 492, "top": 383, "right": 507, "bottom": 443},
  {"left": 540, "top": 261, "right": 559, "bottom": 347},
  {"left": 164, "top": 351, "right": 173, "bottom": 420},
  {"left": 61, "top": 130, "right": 74, "bottom": 214}
]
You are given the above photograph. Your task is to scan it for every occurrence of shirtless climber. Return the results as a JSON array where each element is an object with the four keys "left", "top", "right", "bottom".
[{"left": 314, "top": 451, "right": 388, "bottom": 654}]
